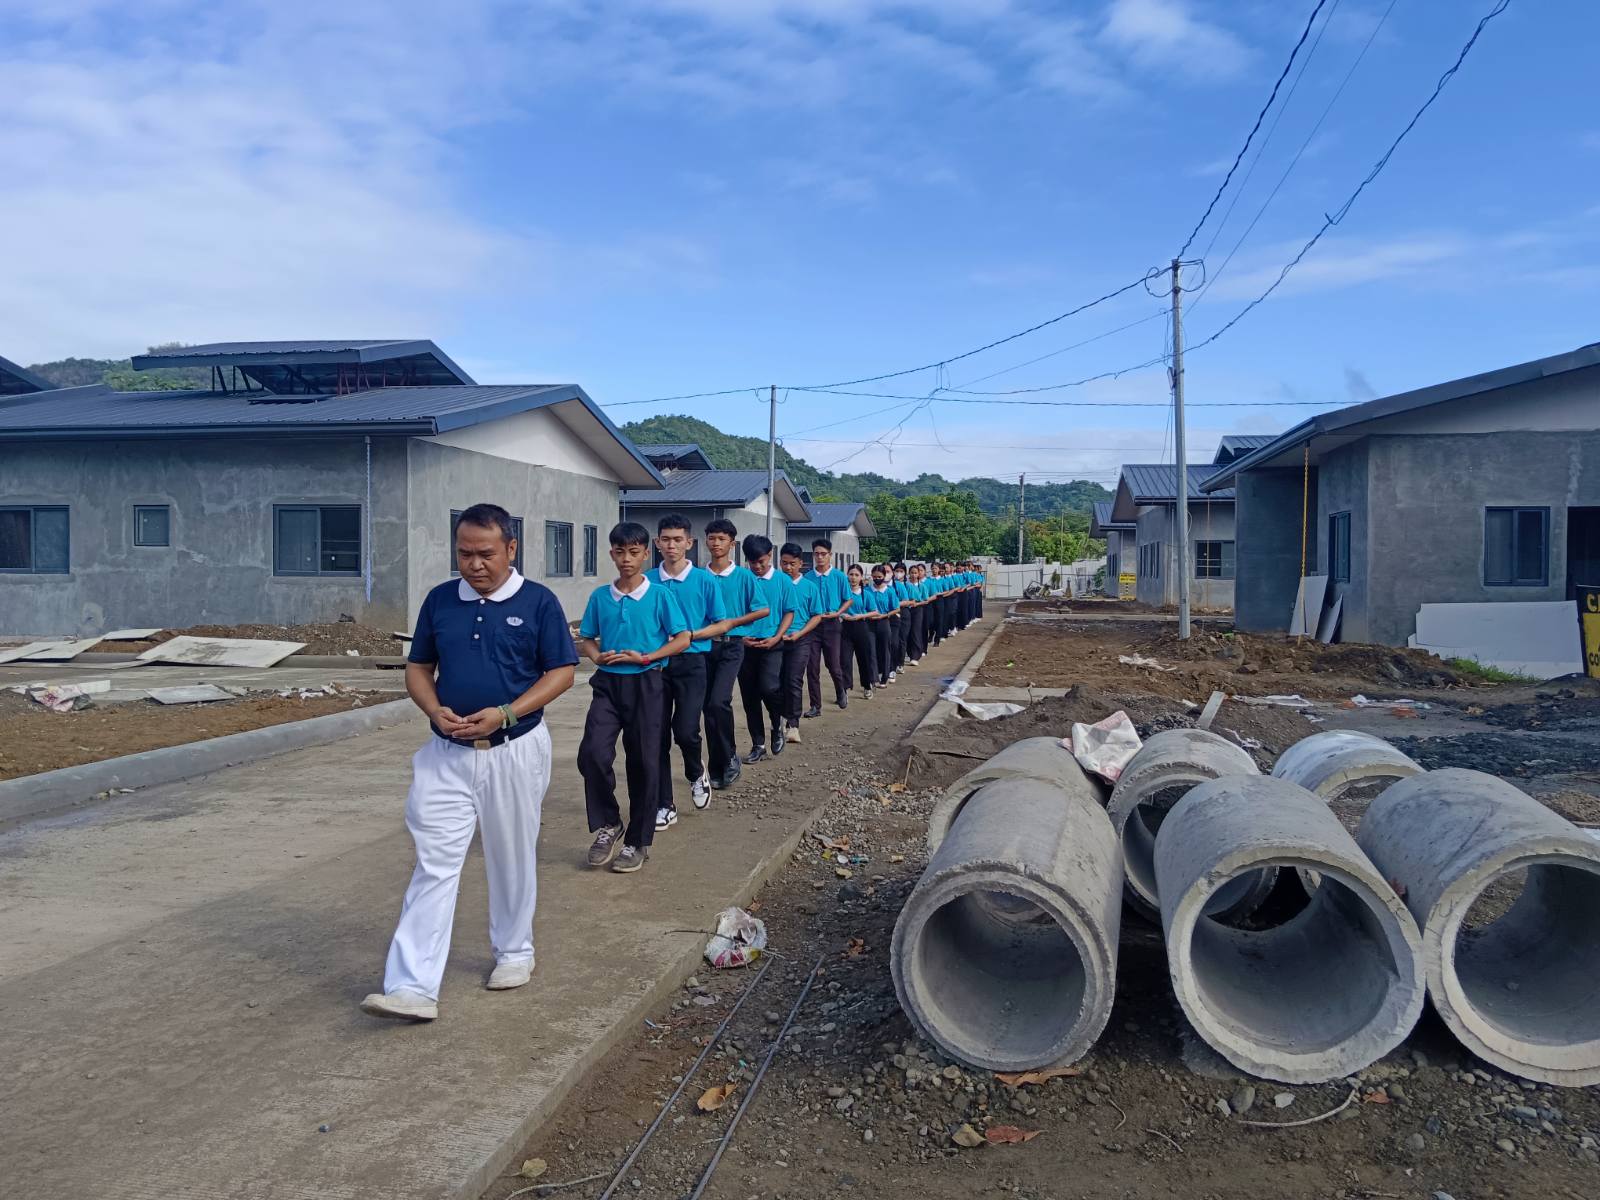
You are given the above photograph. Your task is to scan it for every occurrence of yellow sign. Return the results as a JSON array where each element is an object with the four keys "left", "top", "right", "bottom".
[
  {"left": 1118, "top": 572, "right": 1136, "bottom": 599},
  {"left": 1579, "top": 587, "right": 1600, "bottom": 678}
]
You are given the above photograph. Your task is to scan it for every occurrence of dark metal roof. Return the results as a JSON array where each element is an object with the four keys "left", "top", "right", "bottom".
[
  {"left": 788, "top": 501, "right": 877, "bottom": 538},
  {"left": 130, "top": 339, "right": 474, "bottom": 391},
  {"left": 1202, "top": 340, "right": 1600, "bottom": 492},
  {"left": 639, "top": 442, "right": 715, "bottom": 471},
  {"left": 620, "top": 468, "right": 810, "bottom": 521},
  {"left": 0, "top": 354, "right": 50, "bottom": 396},
  {"left": 1119, "top": 463, "right": 1234, "bottom": 502},
  {"left": 0, "top": 381, "right": 665, "bottom": 487},
  {"left": 1213, "top": 434, "right": 1276, "bottom": 464},
  {"left": 1090, "top": 500, "right": 1134, "bottom": 535}
]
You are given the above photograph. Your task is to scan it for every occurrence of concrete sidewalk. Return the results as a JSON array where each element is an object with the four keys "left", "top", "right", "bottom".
[{"left": 0, "top": 618, "right": 997, "bottom": 1199}]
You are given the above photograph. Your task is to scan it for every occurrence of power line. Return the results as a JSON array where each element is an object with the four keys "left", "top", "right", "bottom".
[
  {"left": 784, "top": 438, "right": 1170, "bottom": 450},
  {"left": 1178, "top": 0, "right": 1333, "bottom": 258},
  {"left": 600, "top": 386, "right": 762, "bottom": 408},
  {"left": 1188, "top": 0, "right": 1512, "bottom": 355}
]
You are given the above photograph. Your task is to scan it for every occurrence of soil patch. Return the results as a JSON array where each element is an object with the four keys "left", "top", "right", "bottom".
[
  {"left": 973, "top": 619, "right": 1484, "bottom": 701},
  {"left": 109, "top": 621, "right": 403, "bottom": 657},
  {"left": 1390, "top": 732, "right": 1600, "bottom": 782},
  {"left": 0, "top": 690, "right": 390, "bottom": 780},
  {"left": 487, "top": 736, "right": 1600, "bottom": 1200},
  {"left": 906, "top": 685, "right": 1315, "bottom": 791}
]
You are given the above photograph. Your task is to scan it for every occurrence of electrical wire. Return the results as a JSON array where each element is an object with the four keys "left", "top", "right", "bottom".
[
  {"left": 600, "top": 386, "right": 764, "bottom": 408},
  {"left": 1178, "top": 0, "right": 1333, "bottom": 258},
  {"left": 1188, "top": 0, "right": 1511, "bottom": 355}
]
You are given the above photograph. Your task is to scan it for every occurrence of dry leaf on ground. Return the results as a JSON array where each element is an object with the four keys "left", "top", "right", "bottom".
[
  {"left": 889, "top": 854, "right": 905, "bottom": 864},
  {"left": 950, "top": 1123, "right": 985, "bottom": 1148},
  {"left": 518, "top": 1158, "right": 547, "bottom": 1179},
  {"left": 812, "top": 833, "right": 850, "bottom": 852},
  {"left": 1362, "top": 1091, "right": 1392, "bottom": 1105},
  {"left": 994, "top": 1066, "right": 1082, "bottom": 1087},
  {"left": 888, "top": 781, "right": 907, "bottom": 793},
  {"left": 844, "top": 937, "right": 866, "bottom": 957},
  {"left": 985, "top": 1126, "right": 1043, "bottom": 1145},
  {"left": 697, "top": 1083, "right": 737, "bottom": 1112}
]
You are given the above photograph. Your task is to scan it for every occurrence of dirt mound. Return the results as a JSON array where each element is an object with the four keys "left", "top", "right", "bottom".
[
  {"left": 112, "top": 621, "right": 403, "bottom": 657},
  {"left": 1140, "top": 626, "right": 1464, "bottom": 688},
  {"left": 906, "top": 684, "right": 1315, "bottom": 791}
]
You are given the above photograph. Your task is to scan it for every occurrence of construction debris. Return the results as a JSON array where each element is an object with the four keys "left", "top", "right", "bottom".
[
  {"left": 147, "top": 685, "right": 237, "bottom": 705},
  {"left": 23, "top": 680, "right": 112, "bottom": 712},
  {"left": 1067, "top": 710, "right": 1142, "bottom": 782},
  {"left": 128, "top": 635, "right": 306, "bottom": 669},
  {"left": 21, "top": 637, "right": 105, "bottom": 661},
  {"left": 101, "top": 628, "right": 164, "bottom": 641}
]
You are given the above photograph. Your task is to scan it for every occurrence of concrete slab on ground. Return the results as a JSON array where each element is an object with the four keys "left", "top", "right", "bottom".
[
  {"left": 0, "top": 659, "right": 415, "bottom": 705},
  {"left": 0, "top": 618, "right": 997, "bottom": 1199}
]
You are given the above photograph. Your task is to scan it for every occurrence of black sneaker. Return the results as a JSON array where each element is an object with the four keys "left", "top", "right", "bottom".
[
  {"left": 836, "top": 694, "right": 849, "bottom": 710},
  {"left": 719, "top": 761, "right": 742, "bottom": 789},
  {"left": 803, "top": 705, "right": 822, "bottom": 719},
  {"left": 742, "top": 744, "right": 766, "bottom": 765},
  {"left": 611, "top": 845, "right": 647, "bottom": 874},
  {"left": 770, "top": 726, "right": 786, "bottom": 756},
  {"left": 587, "top": 824, "right": 624, "bottom": 868}
]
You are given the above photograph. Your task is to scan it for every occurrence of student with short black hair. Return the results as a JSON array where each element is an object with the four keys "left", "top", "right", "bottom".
[
  {"left": 576, "top": 522, "right": 691, "bottom": 875},
  {"left": 778, "top": 543, "right": 824, "bottom": 743},
  {"left": 869, "top": 563, "right": 899, "bottom": 685},
  {"left": 889, "top": 562, "right": 911, "bottom": 674},
  {"left": 803, "top": 538, "right": 853, "bottom": 714},
  {"left": 649, "top": 514, "right": 729, "bottom": 833},
  {"left": 736, "top": 534, "right": 795, "bottom": 764},
  {"left": 701, "top": 518, "right": 769, "bottom": 791}
]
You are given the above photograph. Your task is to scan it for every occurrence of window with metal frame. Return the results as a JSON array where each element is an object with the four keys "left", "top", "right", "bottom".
[
  {"left": 1195, "top": 540, "right": 1235, "bottom": 579},
  {"left": 583, "top": 524, "right": 599, "bottom": 576},
  {"left": 0, "top": 505, "right": 69, "bottom": 573},
  {"left": 273, "top": 505, "right": 360, "bottom": 576},
  {"left": 134, "top": 505, "right": 171, "bottom": 548},
  {"left": 1328, "top": 512, "right": 1351, "bottom": 583},
  {"left": 546, "top": 521, "right": 574, "bottom": 577},
  {"left": 1484, "top": 506, "right": 1549, "bottom": 586}
]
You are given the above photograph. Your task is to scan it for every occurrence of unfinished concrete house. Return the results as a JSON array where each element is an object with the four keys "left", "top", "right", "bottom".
[
  {"left": 0, "top": 340, "right": 663, "bottom": 634},
  {"left": 1091, "top": 500, "right": 1135, "bottom": 596},
  {"left": 1109, "top": 463, "right": 1237, "bottom": 610},
  {"left": 619, "top": 456, "right": 812, "bottom": 566},
  {"left": 1202, "top": 341, "right": 1600, "bottom": 649},
  {"left": 787, "top": 501, "right": 875, "bottom": 569}
]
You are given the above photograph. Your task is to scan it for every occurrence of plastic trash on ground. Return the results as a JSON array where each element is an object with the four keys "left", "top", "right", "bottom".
[
  {"left": 1067, "top": 710, "right": 1143, "bottom": 782},
  {"left": 1118, "top": 654, "right": 1177, "bottom": 672},
  {"left": 704, "top": 906, "right": 767, "bottom": 969}
]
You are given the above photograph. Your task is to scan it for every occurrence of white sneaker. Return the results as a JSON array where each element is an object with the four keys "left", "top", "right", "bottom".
[
  {"left": 888, "top": 671, "right": 897, "bottom": 683},
  {"left": 656, "top": 807, "right": 678, "bottom": 831},
  {"left": 360, "top": 989, "right": 438, "bottom": 1021},
  {"left": 487, "top": 959, "right": 533, "bottom": 990},
  {"left": 786, "top": 724, "right": 803, "bottom": 744},
  {"left": 691, "top": 772, "right": 712, "bottom": 809}
]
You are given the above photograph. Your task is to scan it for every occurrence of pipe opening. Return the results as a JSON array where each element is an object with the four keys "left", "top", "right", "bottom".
[
  {"left": 1453, "top": 861, "right": 1600, "bottom": 1047},
  {"left": 1187, "top": 869, "right": 1407, "bottom": 1053},
  {"left": 1126, "top": 779, "right": 1273, "bottom": 919},
  {"left": 913, "top": 888, "right": 1086, "bottom": 1066}
]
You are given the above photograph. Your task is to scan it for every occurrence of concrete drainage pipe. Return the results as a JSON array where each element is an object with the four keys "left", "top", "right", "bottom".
[
  {"left": 1108, "top": 728, "right": 1271, "bottom": 921},
  {"left": 926, "top": 736, "right": 1104, "bottom": 854},
  {"left": 1357, "top": 769, "right": 1600, "bottom": 1086},
  {"left": 1156, "top": 775, "right": 1425, "bottom": 1083},
  {"left": 892, "top": 776, "right": 1122, "bottom": 1071}
]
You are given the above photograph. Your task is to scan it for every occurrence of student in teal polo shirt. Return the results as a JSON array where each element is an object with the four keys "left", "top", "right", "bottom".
[
  {"left": 841, "top": 563, "right": 879, "bottom": 697},
  {"left": 650, "top": 513, "right": 730, "bottom": 833},
  {"left": 736, "top": 534, "right": 795, "bottom": 765},
  {"left": 701, "top": 518, "right": 770, "bottom": 792},
  {"left": 777, "top": 542, "right": 826, "bottom": 743},
  {"left": 803, "top": 538, "right": 854, "bottom": 714},
  {"left": 576, "top": 522, "right": 691, "bottom": 875},
  {"left": 869, "top": 563, "right": 900, "bottom": 686}
]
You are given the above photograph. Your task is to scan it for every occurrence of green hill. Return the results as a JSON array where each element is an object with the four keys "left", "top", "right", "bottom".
[{"left": 27, "top": 345, "right": 209, "bottom": 392}]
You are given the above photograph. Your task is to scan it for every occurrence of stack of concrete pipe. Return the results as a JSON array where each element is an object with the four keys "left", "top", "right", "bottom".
[{"left": 894, "top": 725, "right": 1600, "bottom": 1087}]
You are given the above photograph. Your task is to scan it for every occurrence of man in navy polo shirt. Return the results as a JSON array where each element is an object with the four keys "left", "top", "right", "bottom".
[
  {"left": 650, "top": 513, "right": 729, "bottom": 833},
  {"left": 362, "top": 503, "right": 578, "bottom": 1023}
]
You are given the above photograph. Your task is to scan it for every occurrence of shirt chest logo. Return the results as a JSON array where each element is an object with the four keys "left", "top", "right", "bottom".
[{"left": 506, "top": 616, "right": 524, "bottom": 626}]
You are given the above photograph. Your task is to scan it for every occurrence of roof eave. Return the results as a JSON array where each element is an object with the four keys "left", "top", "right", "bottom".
[{"left": 0, "top": 420, "right": 439, "bottom": 441}]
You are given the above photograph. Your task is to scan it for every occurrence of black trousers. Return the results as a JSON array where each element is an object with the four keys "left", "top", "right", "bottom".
[
  {"left": 929, "top": 599, "right": 942, "bottom": 645},
  {"left": 737, "top": 643, "right": 784, "bottom": 745},
  {"left": 781, "top": 632, "right": 816, "bottom": 725},
  {"left": 843, "top": 619, "right": 876, "bottom": 692},
  {"left": 889, "top": 612, "right": 904, "bottom": 670},
  {"left": 906, "top": 606, "right": 924, "bottom": 660},
  {"left": 807, "top": 616, "right": 848, "bottom": 708},
  {"left": 579, "top": 669, "right": 666, "bottom": 850},
  {"left": 976, "top": 587, "right": 984, "bottom": 619},
  {"left": 656, "top": 653, "right": 708, "bottom": 811},
  {"left": 872, "top": 619, "right": 892, "bottom": 684},
  {"left": 702, "top": 638, "right": 745, "bottom": 779}
]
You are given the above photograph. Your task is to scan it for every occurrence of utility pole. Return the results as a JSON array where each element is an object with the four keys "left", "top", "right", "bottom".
[
  {"left": 765, "top": 384, "right": 777, "bottom": 540},
  {"left": 1171, "top": 258, "right": 1192, "bottom": 640},
  {"left": 1017, "top": 473, "right": 1026, "bottom": 565}
]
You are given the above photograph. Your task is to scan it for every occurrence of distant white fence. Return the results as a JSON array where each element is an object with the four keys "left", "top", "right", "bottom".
[{"left": 984, "top": 558, "right": 1106, "bottom": 600}]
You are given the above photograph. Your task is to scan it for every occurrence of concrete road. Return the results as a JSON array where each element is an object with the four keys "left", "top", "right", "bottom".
[{"left": 0, "top": 620, "right": 996, "bottom": 1199}]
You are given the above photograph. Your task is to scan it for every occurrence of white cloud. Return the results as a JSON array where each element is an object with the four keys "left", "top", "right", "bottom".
[
  {"left": 1200, "top": 234, "right": 1472, "bottom": 301},
  {"left": 1100, "top": 0, "right": 1251, "bottom": 78}
]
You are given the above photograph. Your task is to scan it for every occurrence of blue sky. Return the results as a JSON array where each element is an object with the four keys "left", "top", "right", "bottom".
[{"left": 2, "top": 0, "right": 1594, "bottom": 485}]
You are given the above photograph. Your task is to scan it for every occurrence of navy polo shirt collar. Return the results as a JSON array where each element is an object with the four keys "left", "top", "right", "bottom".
[
  {"left": 457, "top": 571, "right": 525, "bottom": 604},
  {"left": 609, "top": 575, "right": 652, "bottom": 603}
]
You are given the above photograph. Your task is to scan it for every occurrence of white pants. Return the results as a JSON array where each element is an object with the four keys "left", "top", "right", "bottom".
[{"left": 383, "top": 723, "right": 552, "bottom": 1000}]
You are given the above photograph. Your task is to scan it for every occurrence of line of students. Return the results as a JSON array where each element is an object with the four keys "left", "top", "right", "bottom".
[{"left": 575, "top": 515, "right": 986, "bottom": 873}]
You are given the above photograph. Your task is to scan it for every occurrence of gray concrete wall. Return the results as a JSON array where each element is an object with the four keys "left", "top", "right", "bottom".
[
  {"left": 0, "top": 437, "right": 410, "bottom": 635},
  {"left": 1133, "top": 502, "right": 1236, "bottom": 609},
  {"left": 1134, "top": 505, "right": 1172, "bottom": 605},
  {"left": 1316, "top": 441, "right": 1372, "bottom": 642},
  {"left": 406, "top": 439, "right": 620, "bottom": 621},
  {"left": 1233, "top": 467, "right": 1317, "bottom": 633},
  {"left": 1363, "top": 431, "right": 1600, "bottom": 645}
]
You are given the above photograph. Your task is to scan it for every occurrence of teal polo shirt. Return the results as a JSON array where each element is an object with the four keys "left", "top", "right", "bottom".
[
  {"left": 707, "top": 562, "right": 767, "bottom": 639},
  {"left": 805, "top": 567, "right": 852, "bottom": 616},
  {"left": 744, "top": 568, "right": 795, "bottom": 640},
  {"left": 786, "top": 572, "right": 825, "bottom": 627},
  {"left": 578, "top": 577, "right": 689, "bottom": 674},
  {"left": 845, "top": 585, "right": 874, "bottom": 618},
  {"left": 651, "top": 561, "right": 727, "bottom": 654},
  {"left": 871, "top": 584, "right": 900, "bottom": 613}
]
